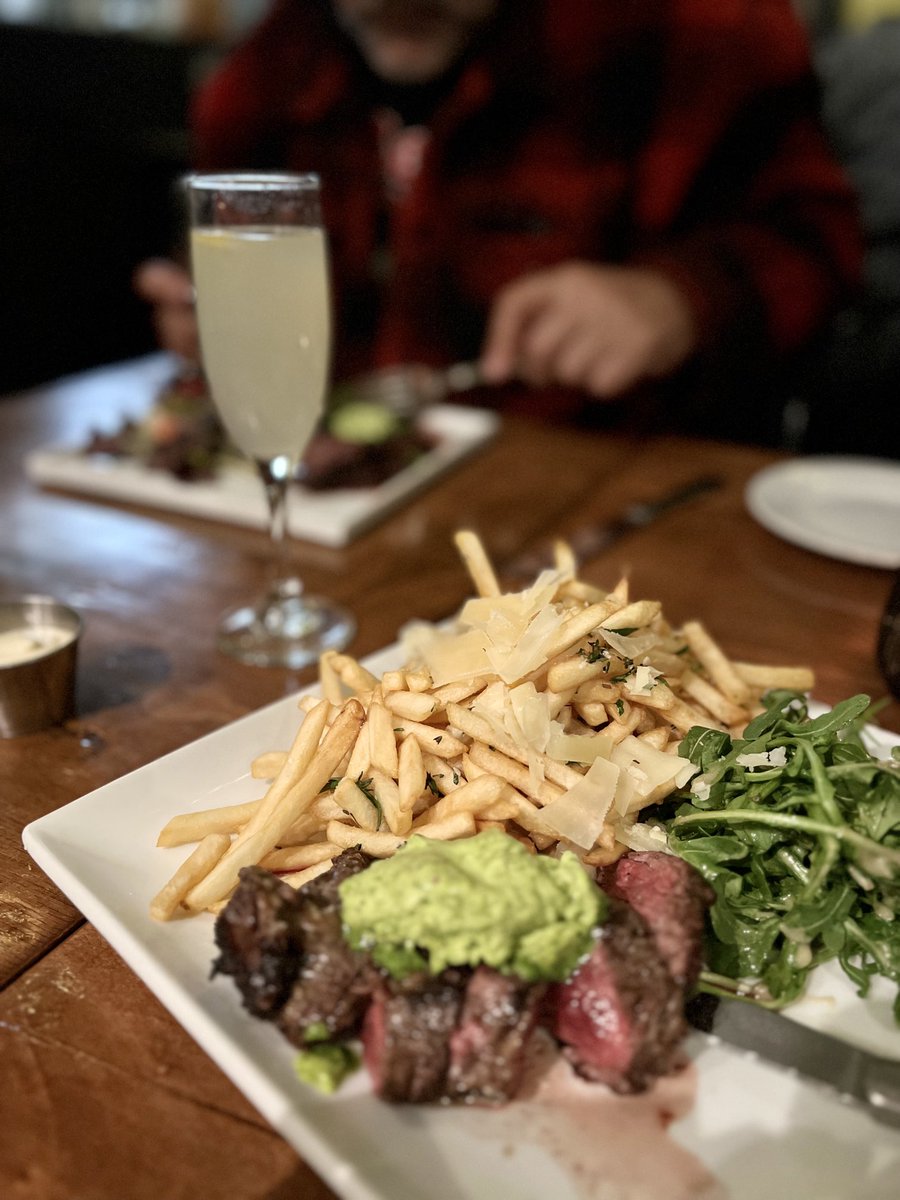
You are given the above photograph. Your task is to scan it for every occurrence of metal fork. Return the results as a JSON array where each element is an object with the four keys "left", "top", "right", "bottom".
[{"left": 342, "top": 361, "right": 483, "bottom": 418}]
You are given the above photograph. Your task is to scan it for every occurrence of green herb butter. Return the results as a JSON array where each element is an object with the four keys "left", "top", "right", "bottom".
[
  {"left": 338, "top": 828, "right": 605, "bottom": 982},
  {"left": 294, "top": 1043, "right": 360, "bottom": 1094}
]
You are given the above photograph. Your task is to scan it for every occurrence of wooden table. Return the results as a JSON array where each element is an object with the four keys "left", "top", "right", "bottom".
[{"left": 2, "top": 356, "right": 897, "bottom": 1199}]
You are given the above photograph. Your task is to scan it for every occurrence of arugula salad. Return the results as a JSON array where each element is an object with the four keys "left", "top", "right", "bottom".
[{"left": 655, "top": 692, "right": 900, "bottom": 1021}]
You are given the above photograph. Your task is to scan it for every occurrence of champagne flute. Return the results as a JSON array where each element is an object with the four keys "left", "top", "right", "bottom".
[{"left": 185, "top": 172, "right": 355, "bottom": 668}]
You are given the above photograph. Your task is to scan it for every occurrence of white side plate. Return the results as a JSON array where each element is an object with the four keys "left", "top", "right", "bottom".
[{"left": 745, "top": 456, "right": 900, "bottom": 569}]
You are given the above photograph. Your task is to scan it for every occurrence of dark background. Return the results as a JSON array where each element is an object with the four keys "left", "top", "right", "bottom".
[{"left": 0, "top": 21, "right": 217, "bottom": 393}]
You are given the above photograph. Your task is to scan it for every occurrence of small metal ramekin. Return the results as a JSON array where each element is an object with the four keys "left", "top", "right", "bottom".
[{"left": 0, "top": 596, "right": 82, "bottom": 737}]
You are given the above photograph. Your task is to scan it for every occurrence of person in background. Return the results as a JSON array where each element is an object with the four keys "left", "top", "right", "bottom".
[
  {"left": 791, "top": 2, "right": 900, "bottom": 457},
  {"left": 136, "top": 0, "right": 862, "bottom": 446}
]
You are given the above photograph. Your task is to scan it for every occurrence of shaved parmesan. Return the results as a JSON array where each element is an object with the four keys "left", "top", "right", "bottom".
[
  {"left": 416, "top": 628, "right": 490, "bottom": 686},
  {"left": 546, "top": 731, "right": 613, "bottom": 765},
  {"left": 540, "top": 756, "right": 619, "bottom": 849},
  {"left": 690, "top": 776, "right": 712, "bottom": 803},
  {"left": 615, "top": 820, "right": 673, "bottom": 854},
  {"left": 599, "top": 629, "right": 661, "bottom": 660},
  {"left": 611, "top": 736, "right": 696, "bottom": 813},
  {"left": 627, "top": 664, "right": 662, "bottom": 695},
  {"left": 736, "top": 747, "right": 789, "bottom": 769}
]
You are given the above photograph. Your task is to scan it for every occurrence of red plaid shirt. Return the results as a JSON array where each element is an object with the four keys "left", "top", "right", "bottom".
[{"left": 192, "top": 0, "right": 861, "bottom": 435}]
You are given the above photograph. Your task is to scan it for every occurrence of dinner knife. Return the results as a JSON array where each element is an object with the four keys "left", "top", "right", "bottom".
[
  {"left": 504, "top": 474, "right": 723, "bottom": 581},
  {"left": 687, "top": 993, "right": 900, "bottom": 1130}
]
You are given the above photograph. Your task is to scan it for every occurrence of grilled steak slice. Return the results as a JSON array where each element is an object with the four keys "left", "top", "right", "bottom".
[
  {"left": 599, "top": 851, "right": 713, "bottom": 988},
  {"left": 213, "top": 849, "right": 374, "bottom": 1032},
  {"left": 212, "top": 866, "right": 305, "bottom": 1018},
  {"left": 299, "top": 846, "right": 373, "bottom": 903},
  {"left": 447, "top": 967, "right": 546, "bottom": 1105},
  {"left": 548, "top": 898, "right": 686, "bottom": 1094},
  {"left": 276, "top": 893, "right": 378, "bottom": 1046},
  {"left": 362, "top": 969, "right": 468, "bottom": 1103}
]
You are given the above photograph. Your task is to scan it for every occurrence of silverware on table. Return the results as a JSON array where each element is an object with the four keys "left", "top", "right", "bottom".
[
  {"left": 504, "top": 474, "right": 724, "bottom": 580},
  {"left": 688, "top": 993, "right": 900, "bottom": 1130},
  {"left": 342, "top": 361, "right": 483, "bottom": 419}
]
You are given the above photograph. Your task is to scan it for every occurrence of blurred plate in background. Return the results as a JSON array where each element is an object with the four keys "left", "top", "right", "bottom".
[{"left": 745, "top": 457, "right": 900, "bottom": 569}]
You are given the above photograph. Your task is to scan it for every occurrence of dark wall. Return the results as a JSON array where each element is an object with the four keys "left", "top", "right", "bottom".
[{"left": 0, "top": 24, "right": 215, "bottom": 393}]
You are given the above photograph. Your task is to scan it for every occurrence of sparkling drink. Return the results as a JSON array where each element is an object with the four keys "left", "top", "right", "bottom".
[
  {"left": 185, "top": 172, "right": 354, "bottom": 668},
  {"left": 190, "top": 226, "right": 330, "bottom": 462}
]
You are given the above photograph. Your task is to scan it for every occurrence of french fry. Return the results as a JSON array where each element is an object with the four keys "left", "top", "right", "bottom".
[
  {"left": 638, "top": 726, "right": 671, "bottom": 751},
  {"left": 151, "top": 833, "right": 232, "bottom": 921},
  {"left": 601, "top": 599, "right": 661, "bottom": 632},
  {"left": 156, "top": 800, "right": 258, "bottom": 848},
  {"left": 405, "top": 669, "right": 433, "bottom": 693},
  {"left": 311, "top": 795, "right": 349, "bottom": 823},
  {"left": 382, "top": 669, "right": 406, "bottom": 693},
  {"left": 445, "top": 703, "right": 583, "bottom": 790},
  {"left": 330, "top": 653, "right": 379, "bottom": 694},
  {"left": 275, "top": 811, "right": 321, "bottom": 848},
  {"left": 240, "top": 698, "right": 332, "bottom": 842},
  {"left": 682, "top": 620, "right": 750, "bottom": 706},
  {"left": 332, "top": 777, "right": 380, "bottom": 832},
  {"left": 466, "top": 741, "right": 564, "bottom": 807},
  {"left": 454, "top": 529, "right": 501, "bottom": 597},
  {"left": 553, "top": 538, "right": 577, "bottom": 576},
  {"left": 369, "top": 768, "right": 409, "bottom": 836},
  {"left": 681, "top": 671, "right": 747, "bottom": 727},
  {"left": 368, "top": 700, "right": 400, "bottom": 778},
  {"left": 398, "top": 734, "right": 426, "bottom": 815},
  {"left": 540, "top": 597, "right": 624, "bottom": 663},
  {"left": 344, "top": 719, "right": 372, "bottom": 781},
  {"left": 251, "top": 751, "right": 288, "bottom": 780},
  {"left": 558, "top": 578, "right": 609, "bottom": 604},
  {"left": 733, "top": 661, "right": 815, "bottom": 691},
  {"left": 183, "top": 700, "right": 365, "bottom": 911},
  {"left": 412, "top": 774, "right": 507, "bottom": 827},
  {"left": 318, "top": 651, "right": 345, "bottom": 705},
  {"left": 415, "top": 811, "right": 477, "bottom": 841},
  {"left": 384, "top": 689, "right": 440, "bottom": 723},
  {"left": 326, "top": 820, "right": 406, "bottom": 858},
  {"left": 420, "top": 750, "right": 464, "bottom": 794},
  {"left": 260, "top": 843, "right": 341, "bottom": 872},
  {"left": 547, "top": 653, "right": 610, "bottom": 694},
  {"left": 280, "top": 859, "right": 335, "bottom": 890},
  {"left": 394, "top": 717, "right": 466, "bottom": 759}
]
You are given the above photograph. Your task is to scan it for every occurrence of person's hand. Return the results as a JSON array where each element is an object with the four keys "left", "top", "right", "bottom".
[
  {"left": 133, "top": 258, "right": 200, "bottom": 364},
  {"left": 479, "top": 262, "right": 698, "bottom": 397}
]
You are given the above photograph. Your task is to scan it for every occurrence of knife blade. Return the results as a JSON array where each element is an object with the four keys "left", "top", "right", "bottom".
[
  {"left": 504, "top": 474, "right": 723, "bottom": 582},
  {"left": 687, "top": 993, "right": 900, "bottom": 1130}
]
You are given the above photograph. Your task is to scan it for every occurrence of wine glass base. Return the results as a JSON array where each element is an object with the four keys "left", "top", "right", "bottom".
[{"left": 217, "top": 592, "right": 355, "bottom": 669}]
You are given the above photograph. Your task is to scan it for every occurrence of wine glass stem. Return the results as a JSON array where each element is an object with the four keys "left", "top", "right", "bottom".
[{"left": 257, "top": 455, "right": 298, "bottom": 600}]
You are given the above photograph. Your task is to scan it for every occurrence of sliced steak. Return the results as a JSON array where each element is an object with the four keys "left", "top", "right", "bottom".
[
  {"left": 598, "top": 851, "right": 713, "bottom": 988},
  {"left": 446, "top": 966, "right": 547, "bottom": 1105},
  {"left": 276, "top": 894, "right": 378, "bottom": 1046},
  {"left": 212, "top": 866, "right": 305, "bottom": 1018},
  {"left": 548, "top": 898, "right": 686, "bottom": 1094},
  {"left": 212, "top": 849, "right": 374, "bottom": 1034},
  {"left": 362, "top": 969, "right": 468, "bottom": 1104}
]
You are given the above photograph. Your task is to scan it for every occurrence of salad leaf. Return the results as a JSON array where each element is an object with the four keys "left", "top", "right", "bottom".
[{"left": 658, "top": 691, "right": 900, "bottom": 1017}]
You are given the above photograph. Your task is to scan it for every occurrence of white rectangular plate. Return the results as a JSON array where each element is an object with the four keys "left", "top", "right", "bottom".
[
  {"left": 23, "top": 652, "right": 900, "bottom": 1200},
  {"left": 25, "top": 406, "right": 500, "bottom": 548}
]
